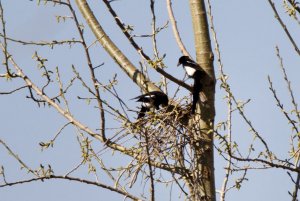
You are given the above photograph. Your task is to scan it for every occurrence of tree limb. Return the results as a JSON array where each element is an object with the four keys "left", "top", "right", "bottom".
[
  {"left": 166, "top": 0, "right": 192, "bottom": 58},
  {"left": 101, "top": 0, "right": 192, "bottom": 91},
  {"left": 0, "top": 43, "right": 188, "bottom": 176},
  {"left": 0, "top": 175, "right": 141, "bottom": 201},
  {"left": 75, "top": 0, "right": 160, "bottom": 93}
]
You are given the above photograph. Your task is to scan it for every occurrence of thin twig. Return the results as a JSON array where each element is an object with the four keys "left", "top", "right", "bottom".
[
  {"left": 0, "top": 175, "right": 141, "bottom": 201},
  {"left": 0, "top": 1, "right": 16, "bottom": 78},
  {"left": 0, "top": 86, "right": 28, "bottom": 95},
  {"left": 2, "top": 42, "right": 187, "bottom": 174},
  {"left": 144, "top": 129, "right": 155, "bottom": 201},
  {"left": 101, "top": 0, "right": 191, "bottom": 91},
  {"left": 166, "top": 0, "right": 191, "bottom": 57},
  {"left": 216, "top": 133, "right": 300, "bottom": 173},
  {"left": 267, "top": 0, "right": 300, "bottom": 56},
  {"left": 274, "top": 46, "right": 300, "bottom": 201},
  {"left": 150, "top": 0, "right": 167, "bottom": 95},
  {"left": 0, "top": 34, "right": 82, "bottom": 47},
  {"left": 267, "top": 76, "right": 299, "bottom": 134},
  {"left": 276, "top": 46, "right": 300, "bottom": 125},
  {"left": 0, "top": 139, "right": 38, "bottom": 177},
  {"left": 67, "top": 0, "right": 106, "bottom": 141}
]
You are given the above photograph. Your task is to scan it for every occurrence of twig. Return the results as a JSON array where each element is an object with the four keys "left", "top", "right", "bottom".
[
  {"left": 110, "top": 81, "right": 130, "bottom": 119},
  {"left": 76, "top": 0, "right": 160, "bottom": 93},
  {"left": 150, "top": 0, "right": 167, "bottom": 95},
  {"left": 274, "top": 46, "right": 300, "bottom": 201},
  {"left": 276, "top": 46, "right": 300, "bottom": 125},
  {"left": 267, "top": 0, "right": 300, "bottom": 56},
  {"left": 0, "top": 1, "right": 16, "bottom": 78},
  {"left": 216, "top": 133, "right": 300, "bottom": 173},
  {"left": 144, "top": 129, "right": 155, "bottom": 201},
  {"left": 0, "top": 34, "right": 82, "bottom": 47},
  {"left": 39, "top": 122, "right": 72, "bottom": 150},
  {"left": 166, "top": 0, "right": 191, "bottom": 57},
  {"left": 267, "top": 76, "right": 299, "bottom": 134},
  {"left": 0, "top": 139, "right": 38, "bottom": 177},
  {"left": 0, "top": 86, "right": 28, "bottom": 95},
  {"left": 64, "top": 160, "right": 85, "bottom": 177},
  {"left": 67, "top": 0, "right": 106, "bottom": 140},
  {"left": 205, "top": 1, "right": 232, "bottom": 199},
  {"left": 101, "top": 0, "right": 191, "bottom": 91},
  {"left": 2, "top": 42, "right": 187, "bottom": 174},
  {"left": 0, "top": 175, "right": 141, "bottom": 201}
]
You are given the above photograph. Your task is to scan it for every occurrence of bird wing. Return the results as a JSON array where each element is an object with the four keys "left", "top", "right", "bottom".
[
  {"left": 184, "top": 60, "right": 204, "bottom": 72},
  {"left": 131, "top": 92, "right": 156, "bottom": 102},
  {"left": 131, "top": 91, "right": 164, "bottom": 101}
]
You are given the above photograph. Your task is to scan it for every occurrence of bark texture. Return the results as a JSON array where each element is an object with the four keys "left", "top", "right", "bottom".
[{"left": 188, "top": 0, "right": 216, "bottom": 200}]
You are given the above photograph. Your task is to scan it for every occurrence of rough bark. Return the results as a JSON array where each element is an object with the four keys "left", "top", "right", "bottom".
[{"left": 188, "top": 0, "right": 216, "bottom": 200}]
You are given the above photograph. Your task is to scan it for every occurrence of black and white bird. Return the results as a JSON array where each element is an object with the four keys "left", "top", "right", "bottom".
[
  {"left": 177, "top": 56, "right": 207, "bottom": 114},
  {"left": 132, "top": 91, "right": 169, "bottom": 119}
]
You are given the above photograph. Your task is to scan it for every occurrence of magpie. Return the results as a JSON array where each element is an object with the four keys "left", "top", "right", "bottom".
[
  {"left": 132, "top": 91, "right": 169, "bottom": 119},
  {"left": 177, "top": 56, "right": 207, "bottom": 114}
]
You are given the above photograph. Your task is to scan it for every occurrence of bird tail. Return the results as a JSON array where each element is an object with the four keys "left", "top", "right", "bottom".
[
  {"left": 130, "top": 96, "right": 140, "bottom": 101},
  {"left": 192, "top": 88, "right": 199, "bottom": 114},
  {"left": 192, "top": 73, "right": 207, "bottom": 114},
  {"left": 137, "top": 106, "right": 149, "bottom": 119}
]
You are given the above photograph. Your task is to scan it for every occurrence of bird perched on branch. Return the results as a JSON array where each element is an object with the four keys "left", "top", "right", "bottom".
[
  {"left": 131, "top": 91, "right": 169, "bottom": 119},
  {"left": 177, "top": 56, "right": 207, "bottom": 114}
]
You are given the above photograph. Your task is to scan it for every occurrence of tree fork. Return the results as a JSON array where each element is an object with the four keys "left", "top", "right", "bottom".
[{"left": 75, "top": 0, "right": 160, "bottom": 93}]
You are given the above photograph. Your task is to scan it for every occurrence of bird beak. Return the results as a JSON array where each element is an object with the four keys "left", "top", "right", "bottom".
[{"left": 177, "top": 62, "right": 181, "bottom": 67}]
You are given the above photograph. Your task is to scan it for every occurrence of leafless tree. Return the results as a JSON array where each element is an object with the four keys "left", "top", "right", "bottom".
[{"left": 0, "top": 0, "right": 300, "bottom": 201}]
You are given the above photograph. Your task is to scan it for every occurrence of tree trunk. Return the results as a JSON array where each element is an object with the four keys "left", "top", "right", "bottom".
[{"left": 188, "top": 0, "right": 216, "bottom": 200}]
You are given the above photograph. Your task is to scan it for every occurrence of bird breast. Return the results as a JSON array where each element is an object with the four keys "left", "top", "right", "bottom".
[
  {"left": 141, "top": 102, "right": 153, "bottom": 108},
  {"left": 184, "top": 66, "right": 196, "bottom": 76}
]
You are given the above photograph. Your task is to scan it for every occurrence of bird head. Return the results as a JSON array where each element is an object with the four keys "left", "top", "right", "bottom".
[{"left": 177, "top": 56, "right": 189, "bottom": 66}]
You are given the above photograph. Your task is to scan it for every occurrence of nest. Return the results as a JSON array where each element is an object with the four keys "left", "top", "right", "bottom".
[{"left": 122, "top": 100, "right": 196, "bottom": 163}]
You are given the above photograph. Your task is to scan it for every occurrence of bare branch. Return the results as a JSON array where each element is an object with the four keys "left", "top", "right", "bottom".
[
  {"left": 1, "top": 42, "right": 187, "bottom": 175},
  {"left": 150, "top": 0, "right": 168, "bottom": 95},
  {"left": 216, "top": 133, "right": 300, "bottom": 173},
  {"left": 275, "top": 46, "right": 300, "bottom": 124},
  {"left": 67, "top": 0, "right": 107, "bottom": 140},
  {"left": 101, "top": 0, "right": 191, "bottom": 91},
  {"left": 0, "top": 139, "right": 38, "bottom": 177},
  {"left": 0, "top": 1, "right": 16, "bottom": 78},
  {"left": 267, "top": 0, "right": 300, "bottom": 56},
  {"left": 206, "top": 2, "right": 233, "bottom": 199},
  {"left": 166, "top": 0, "right": 191, "bottom": 58},
  {"left": 0, "top": 34, "right": 82, "bottom": 47},
  {"left": 31, "top": 0, "right": 71, "bottom": 6},
  {"left": 0, "top": 85, "right": 27, "bottom": 95},
  {"left": 268, "top": 76, "right": 299, "bottom": 134},
  {"left": 75, "top": 0, "right": 160, "bottom": 93},
  {"left": 39, "top": 122, "right": 72, "bottom": 150},
  {"left": 144, "top": 129, "right": 155, "bottom": 201},
  {"left": 0, "top": 175, "right": 141, "bottom": 201}
]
